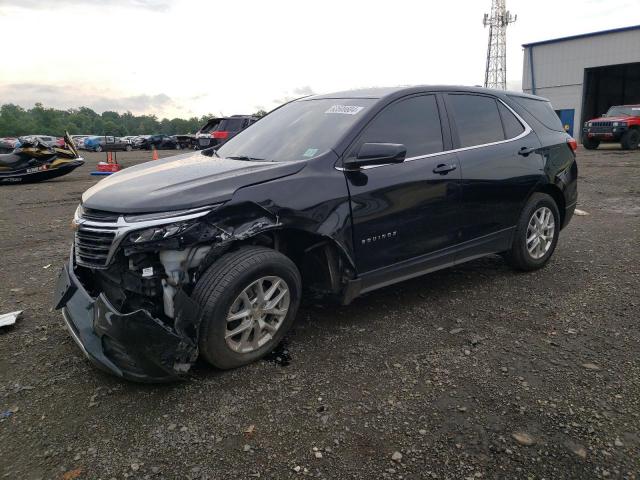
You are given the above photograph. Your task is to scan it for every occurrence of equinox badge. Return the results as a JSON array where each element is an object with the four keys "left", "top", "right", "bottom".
[{"left": 361, "top": 231, "right": 397, "bottom": 245}]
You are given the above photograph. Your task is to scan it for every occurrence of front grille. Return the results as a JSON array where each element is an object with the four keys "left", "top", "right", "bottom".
[
  {"left": 75, "top": 225, "right": 118, "bottom": 268},
  {"left": 591, "top": 121, "right": 613, "bottom": 127},
  {"left": 590, "top": 126, "right": 613, "bottom": 133}
]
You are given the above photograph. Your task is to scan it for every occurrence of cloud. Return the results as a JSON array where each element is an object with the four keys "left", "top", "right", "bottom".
[
  {"left": 272, "top": 86, "right": 316, "bottom": 106},
  {"left": 292, "top": 86, "right": 315, "bottom": 96},
  {"left": 0, "top": 83, "right": 176, "bottom": 115},
  {"left": 0, "top": 0, "right": 170, "bottom": 11}
]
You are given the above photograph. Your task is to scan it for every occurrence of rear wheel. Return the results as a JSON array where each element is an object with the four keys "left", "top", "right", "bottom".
[
  {"left": 192, "top": 247, "right": 302, "bottom": 369},
  {"left": 504, "top": 193, "right": 560, "bottom": 271},
  {"left": 125, "top": 144, "right": 132, "bottom": 152},
  {"left": 582, "top": 137, "right": 600, "bottom": 150},
  {"left": 94, "top": 145, "right": 103, "bottom": 152},
  {"left": 621, "top": 129, "right": 640, "bottom": 150}
]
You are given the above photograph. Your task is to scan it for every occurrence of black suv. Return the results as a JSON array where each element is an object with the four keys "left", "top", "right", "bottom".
[
  {"left": 195, "top": 115, "right": 257, "bottom": 149},
  {"left": 55, "top": 86, "right": 578, "bottom": 382},
  {"left": 136, "top": 134, "right": 179, "bottom": 150}
]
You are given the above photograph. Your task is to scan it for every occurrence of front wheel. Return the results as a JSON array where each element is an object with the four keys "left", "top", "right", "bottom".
[
  {"left": 504, "top": 193, "right": 560, "bottom": 271},
  {"left": 192, "top": 247, "right": 302, "bottom": 369},
  {"left": 94, "top": 145, "right": 103, "bottom": 152},
  {"left": 125, "top": 144, "right": 132, "bottom": 152},
  {"left": 582, "top": 137, "right": 600, "bottom": 150}
]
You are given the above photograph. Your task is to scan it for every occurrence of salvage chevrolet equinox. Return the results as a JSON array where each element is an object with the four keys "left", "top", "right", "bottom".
[{"left": 55, "top": 86, "right": 578, "bottom": 382}]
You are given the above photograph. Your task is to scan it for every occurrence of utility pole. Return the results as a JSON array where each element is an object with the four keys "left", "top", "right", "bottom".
[{"left": 483, "top": 0, "right": 517, "bottom": 90}]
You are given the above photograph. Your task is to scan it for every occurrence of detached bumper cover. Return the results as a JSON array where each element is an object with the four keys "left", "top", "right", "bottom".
[{"left": 54, "top": 255, "right": 200, "bottom": 382}]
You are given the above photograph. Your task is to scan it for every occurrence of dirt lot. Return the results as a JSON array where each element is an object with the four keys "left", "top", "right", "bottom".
[{"left": 1, "top": 147, "right": 638, "bottom": 480}]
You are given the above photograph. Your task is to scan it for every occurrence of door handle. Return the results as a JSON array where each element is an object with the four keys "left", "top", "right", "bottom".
[
  {"left": 433, "top": 163, "right": 457, "bottom": 175},
  {"left": 518, "top": 146, "right": 536, "bottom": 157}
]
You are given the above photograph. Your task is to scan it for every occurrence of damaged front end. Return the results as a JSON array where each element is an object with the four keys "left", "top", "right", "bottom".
[{"left": 54, "top": 202, "right": 281, "bottom": 382}]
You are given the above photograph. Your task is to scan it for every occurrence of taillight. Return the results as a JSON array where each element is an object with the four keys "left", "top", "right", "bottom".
[
  {"left": 212, "top": 131, "right": 229, "bottom": 139},
  {"left": 567, "top": 138, "right": 578, "bottom": 152}
]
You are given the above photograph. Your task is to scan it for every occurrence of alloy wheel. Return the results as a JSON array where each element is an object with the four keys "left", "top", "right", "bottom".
[
  {"left": 526, "top": 206, "right": 555, "bottom": 259},
  {"left": 225, "top": 276, "right": 290, "bottom": 353}
]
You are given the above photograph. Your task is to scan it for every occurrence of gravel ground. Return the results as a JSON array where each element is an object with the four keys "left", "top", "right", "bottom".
[{"left": 0, "top": 147, "right": 638, "bottom": 480}]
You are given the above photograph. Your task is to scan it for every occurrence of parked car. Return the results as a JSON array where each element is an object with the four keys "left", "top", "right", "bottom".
[
  {"left": 15, "top": 135, "right": 61, "bottom": 148},
  {"left": 0, "top": 137, "right": 18, "bottom": 153},
  {"left": 135, "top": 134, "right": 179, "bottom": 150},
  {"left": 174, "top": 134, "right": 196, "bottom": 149},
  {"left": 195, "top": 115, "right": 258, "bottom": 149},
  {"left": 55, "top": 86, "right": 578, "bottom": 382},
  {"left": 71, "top": 135, "right": 92, "bottom": 150},
  {"left": 84, "top": 136, "right": 133, "bottom": 152},
  {"left": 582, "top": 104, "right": 640, "bottom": 150}
]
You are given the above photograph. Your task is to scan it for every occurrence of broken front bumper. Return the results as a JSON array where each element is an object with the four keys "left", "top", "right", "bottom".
[{"left": 54, "top": 254, "right": 199, "bottom": 383}]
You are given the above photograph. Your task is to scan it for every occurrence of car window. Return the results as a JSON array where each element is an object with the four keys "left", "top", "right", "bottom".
[
  {"left": 508, "top": 95, "right": 564, "bottom": 132},
  {"left": 448, "top": 94, "right": 504, "bottom": 148},
  {"left": 219, "top": 118, "right": 245, "bottom": 132},
  {"left": 498, "top": 102, "right": 525, "bottom": 139},
  {"left": 351, "top": 95, "right": 443, "bottom": 158}
]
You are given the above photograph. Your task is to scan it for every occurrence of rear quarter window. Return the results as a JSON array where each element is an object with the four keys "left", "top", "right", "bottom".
[
  {"left": 498, "top": 102, "right": 525, "bottom": 139},
  {"left": 508, "top": 96, "right": 564, "bottom": 132}
]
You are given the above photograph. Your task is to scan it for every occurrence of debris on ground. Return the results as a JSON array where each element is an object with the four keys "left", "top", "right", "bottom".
[
  {"left": 574, "top": 209, "right": 589, "bottom": 216},
  {"left": 581, "top": 363, "right": 601, "bottom": 371},
  {"left": 512, "top": 432, "right": 536, "bottom": 446},
  {"left": 0, "top": 310, "right": 22, "bottom": 328}
]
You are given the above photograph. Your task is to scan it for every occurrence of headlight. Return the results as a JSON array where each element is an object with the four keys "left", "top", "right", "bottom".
[
  {"left": 127, "top": 221, "right": 193, "bottom": 244},
  {"left": 72, "top": 204, "right": 84, "bottom": 228}
]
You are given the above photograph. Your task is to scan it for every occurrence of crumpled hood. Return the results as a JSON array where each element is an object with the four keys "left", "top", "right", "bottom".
[{"left": 82, "top": 151, "right": 305, "bottom": 213}]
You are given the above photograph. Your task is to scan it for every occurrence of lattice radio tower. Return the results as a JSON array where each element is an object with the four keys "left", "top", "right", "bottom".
[{"left": 483, "top": 0, "right": 517, "bottom": 90}]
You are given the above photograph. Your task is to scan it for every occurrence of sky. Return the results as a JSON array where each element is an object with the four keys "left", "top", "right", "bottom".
[{"left": 0, "top": 0, "right": 638, "bottom": 119}]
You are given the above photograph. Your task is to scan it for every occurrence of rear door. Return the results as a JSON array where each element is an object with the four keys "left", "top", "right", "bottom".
[
  {"left": 444, "top": 93, "right": 543, "bottom": 254},
  {"left": 344, "top": 94, "right": 462, "bottom": 274}
]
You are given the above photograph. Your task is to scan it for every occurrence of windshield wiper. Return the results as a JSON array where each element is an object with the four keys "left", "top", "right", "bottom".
[{"left": 226, "top": 155, "right": 266, "bottom": 161}]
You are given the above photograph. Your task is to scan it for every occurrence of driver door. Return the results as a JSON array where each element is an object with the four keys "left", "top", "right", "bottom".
[{"left": 343, "top": 94, "right": 462, "bottom": 275}]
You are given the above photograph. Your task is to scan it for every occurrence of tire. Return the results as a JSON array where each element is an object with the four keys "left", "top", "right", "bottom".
[
  {"left": 125, "top": 144, "right": 132, "bottom": 152},
  {"left": 192, "top": 246, "right": 302, "bottom": 369},
  {"left": 621, "top": 129, "right": 640, "bottom": 150},
  {"left": 582, "top": 137, "right": 600, "bottom": 150},
  {"left": 504, "top": 193, "right": 560, "bottom": 271},
  {"left": 94, "top": 145, "right": 102, "bottom": 152}
]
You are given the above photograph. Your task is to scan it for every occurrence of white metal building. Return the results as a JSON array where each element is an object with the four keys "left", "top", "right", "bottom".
[{"left": 522, "top": 25, "right": 640, "bottom": 139}]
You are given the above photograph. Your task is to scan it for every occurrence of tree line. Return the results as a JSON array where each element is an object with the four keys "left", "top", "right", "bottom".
[{"left": 0, "top": 103, "right": 266, "bottom": 138}]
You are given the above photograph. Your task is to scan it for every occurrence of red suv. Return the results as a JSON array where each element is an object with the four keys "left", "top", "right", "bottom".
[{"left": 582, "top": 105, "right": 640, "bottom": 150}]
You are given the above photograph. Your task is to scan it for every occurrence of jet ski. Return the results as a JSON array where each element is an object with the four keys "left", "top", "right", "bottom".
[{"left": 0, "top": 132, "right": 84, "bottom": 185}]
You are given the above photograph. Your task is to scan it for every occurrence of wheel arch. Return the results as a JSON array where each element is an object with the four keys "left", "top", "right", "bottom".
[
  {"left": 199, "top": 225, "right": 356, "bottom": 300},
  {"left": 531, "top": 183, "right": 566, "bottom": 226}
]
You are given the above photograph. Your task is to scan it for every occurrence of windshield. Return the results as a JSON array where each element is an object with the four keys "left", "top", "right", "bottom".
[
  {"left": 606, "top": 106, "right": 640, "bottom": 117},
  {"left": 216, "top": 98, "right": 375, "bottom": 162}
]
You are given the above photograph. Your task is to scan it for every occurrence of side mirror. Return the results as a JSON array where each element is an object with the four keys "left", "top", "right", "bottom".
[{"left": 343, "top": 143, "right": 407, "bottom": 170}]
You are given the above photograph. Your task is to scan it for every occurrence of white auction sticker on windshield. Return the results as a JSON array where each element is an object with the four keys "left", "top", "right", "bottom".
[{"left": 325, "top": 105, "right": 364, "bottom": 115}]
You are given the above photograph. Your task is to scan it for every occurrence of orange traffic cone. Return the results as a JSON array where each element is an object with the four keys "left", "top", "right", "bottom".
[
  {"left": 107, "top": 151, "right": 113, "bottom": 163},
  {"left": 152, "top": 146, "right": 159, "bottom": 161}
]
